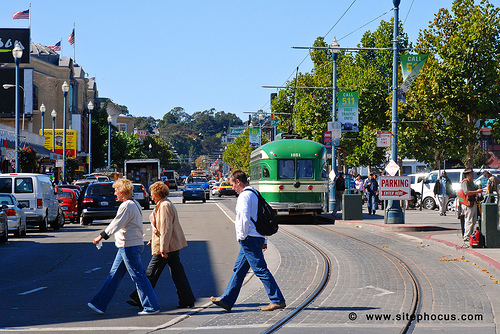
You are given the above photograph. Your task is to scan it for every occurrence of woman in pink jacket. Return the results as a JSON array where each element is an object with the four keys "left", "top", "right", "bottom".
[{"left": 127, "top": 181, "right": 195, "bottom": 309}]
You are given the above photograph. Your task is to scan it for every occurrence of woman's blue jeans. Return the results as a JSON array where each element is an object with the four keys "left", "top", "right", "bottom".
[
  {"left": 90, "top": 245, "right": 160, "bottom": 312},
  {"left": 220, "top": 236, "right": 285, "bottom": 307}
]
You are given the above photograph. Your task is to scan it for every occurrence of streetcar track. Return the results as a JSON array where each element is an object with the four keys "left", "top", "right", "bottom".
[
  {"left": 259, "top": 224, "right": 422, "bottom": 334},
  {"left": 315, "top": 225, "right": 422, "bottom": 334}
]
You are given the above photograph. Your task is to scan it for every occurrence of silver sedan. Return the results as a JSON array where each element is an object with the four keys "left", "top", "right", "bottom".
[{"left": 0, "top": 193, "right": 27, "bottom": 237}]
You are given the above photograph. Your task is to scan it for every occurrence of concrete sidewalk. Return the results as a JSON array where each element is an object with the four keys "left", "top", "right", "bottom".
[{"left": 329, "top": 206, "right": 500, "bottom": 275}]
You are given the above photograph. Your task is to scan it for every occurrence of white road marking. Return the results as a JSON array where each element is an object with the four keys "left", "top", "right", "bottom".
[
  {"left": 359, "top": 285, "right": 395, "bottom": 297},
  {"left": 85, "top": 267, "right": 102, "bottom": 274},
  {"left": 215, "top": 203, "right": 235, "bottom": 223},
  {"left": 18, "top": 287, "right": 47, "bottom": 296}
]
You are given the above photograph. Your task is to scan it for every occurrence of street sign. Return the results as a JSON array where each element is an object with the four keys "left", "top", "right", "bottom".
[
  {"left": 385, "top": 159, "right": 400, "bottom": 176},
  {"left": 379, "top": 175, "right": 411, "bottom": 200},
  {"left": 323, "top": 131, "right": 332, "bottom": 148},
  {"left": 327, "top": 121, "right": 341, "bottom": 146},
  {"left": 338, "top": 92, "right": 359, "bottom": 132},
  {"left": 377, "top": 131, "right": 391, "bottom": 148}
]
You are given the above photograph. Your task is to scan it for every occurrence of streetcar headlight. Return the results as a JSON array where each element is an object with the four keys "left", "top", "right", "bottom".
[
  {"left": 308, "top": 185, "right": 313, "bottom": 190},
  {"left": 279, "top": 184, "right": 284, "bottom": 190}
]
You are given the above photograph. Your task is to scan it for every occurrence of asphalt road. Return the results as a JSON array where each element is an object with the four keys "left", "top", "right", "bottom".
[{"left": 1, "top": 190, "right": 499, "bottom": 333}]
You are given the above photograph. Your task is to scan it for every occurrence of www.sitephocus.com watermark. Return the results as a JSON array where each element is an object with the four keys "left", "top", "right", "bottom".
[{"left": 347, "top": 312, "right": 483, "bottom": 322}]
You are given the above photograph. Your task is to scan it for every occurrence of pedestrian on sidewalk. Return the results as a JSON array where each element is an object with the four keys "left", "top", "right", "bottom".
[
  {"left": 127, "top": 181, "right": 195, "bottom": 310},
  {"left": 461, "top": 168, "right": 483, "bottom": 245},
  {"left": 482, "top": 170, "right": 500, "bottom": 195},
  {"left": 211, "top": 170, "right": 286, "bottom": 312},
  {"left": 333, "top": 172, "right": 346, "bottom": 216},
  {"left": 88, "top": 179, "right": 160, "bottom": 315},
  {"left": 354, "top": 174, "right": 364, "bottom": 195},
  {"left": 433, "top": 171, "right": 453, "bottom": 216},
  {"left": 365, "top": 172, "right": 379, "bottom": 215}
]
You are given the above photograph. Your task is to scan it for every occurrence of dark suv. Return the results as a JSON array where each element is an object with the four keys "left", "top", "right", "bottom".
[{"left": 80, "top": 182, "right": 120, "bottom": 225}]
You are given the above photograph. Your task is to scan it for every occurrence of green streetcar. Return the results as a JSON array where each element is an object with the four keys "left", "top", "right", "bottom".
[{"left": 249, "top": 136, "right": 328, "bottom": 216}]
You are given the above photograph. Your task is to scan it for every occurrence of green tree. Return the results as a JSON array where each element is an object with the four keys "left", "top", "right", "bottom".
[
  {"left": 134, "top": 116, "right": 158, "bottom": 134},
  {"left": 142, "top": 135, "right": 179, "bottom": 170},
  {"left": 108, "top": 130, "right": 147, "bottom": 168},
  {"left": 90, "top": 101, "right": 113, "bottom": 169},
  {"left": 223, "top": 129, "right": 268, "bottom": 174},
  {"left": 271, "top": 19, "right": 410, "bottom": 171},
  {"left": 407, "top": 0, "right": 500, "bottom": 167},
  {"left": 19, "top": 146, "right": 39, "bottom": 172}
]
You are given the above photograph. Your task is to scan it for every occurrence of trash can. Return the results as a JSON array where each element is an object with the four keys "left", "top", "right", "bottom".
[
  {"left": 342, "top": 192, "right": 363, "bottom": 220},
  {"left": 480, "top": 194, "right": 500, "bottom": 247}
]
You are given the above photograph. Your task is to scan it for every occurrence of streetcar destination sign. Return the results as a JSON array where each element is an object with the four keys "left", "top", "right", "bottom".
[{"left": 379, "top": 176, "right": 411, "bottom": 200}]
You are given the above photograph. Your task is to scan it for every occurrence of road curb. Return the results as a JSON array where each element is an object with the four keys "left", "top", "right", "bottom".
[
  {"left": 331, "top": 218, "right": 457, "bottom": 232},
  {"left": 424, "top": 233, "right": 500, "bottom": 275}
]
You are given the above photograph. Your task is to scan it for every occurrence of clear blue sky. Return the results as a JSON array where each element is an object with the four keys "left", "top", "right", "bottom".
[{"left": 2, "top": 0, "right": 499, "bottom": 122}]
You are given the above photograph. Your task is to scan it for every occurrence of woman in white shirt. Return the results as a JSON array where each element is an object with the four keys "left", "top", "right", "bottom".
[{"left": 88, "top": 179, "right": 160, "bottom": 315}]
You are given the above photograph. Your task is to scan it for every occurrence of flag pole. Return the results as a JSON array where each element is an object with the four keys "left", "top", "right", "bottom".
[
  {"left": 29, "top": 3, "right": 31, "bottom": 29},
  {"left": 60, "top": 37, "right": 63, "bottom": 56},
  {"left": 73, "top": 22, "right": 76, "bottom": 63}
]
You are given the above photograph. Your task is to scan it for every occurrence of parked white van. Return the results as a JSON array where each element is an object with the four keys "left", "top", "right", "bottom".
[
  {"left": 0, "top": 173, "right": 63, "bottom": 231},
  {"left": 421, "top": 169, "right": 499, "bottom": 210}
]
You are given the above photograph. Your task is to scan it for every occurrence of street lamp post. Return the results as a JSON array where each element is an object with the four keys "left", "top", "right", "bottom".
[
  {"left": 329, "top": 38, "right": 340, "bottom": 212},
  {"left": 386, "top": 0, "right": 404, "bottom": 224},
  {"left": 87, "top": 101, "right": 94, "bottom": 174},
  {"left": 107, "top": 115, "right": 112, "bottom": 169},
  {"left": 258, "top": 111, "right": 264, "bottom": 147},
  {"left": 40, "top": 103, "right": 46, "bottom": 138},
  {"left": 51, "top": 109, "right": 57, "bottom": 153},
  {"left": 12, "top": 42, "right": 23, "bottom": 173},
  {"left": 62, "top": 81, "right": 70, "bottom": 183}
]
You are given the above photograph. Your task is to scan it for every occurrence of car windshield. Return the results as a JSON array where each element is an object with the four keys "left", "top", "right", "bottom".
[
  {"left": 221, "top": 182, "right": 231, "bottom": 187},
  {"left": 191, "top": 178, "right": 207, "bottom": 183},
  {"left": 57, "top": 192, "right": 73, "bottom": 199},
  {"left": 88, "top": 184, "right": 115, "bottom": 196},
  {"left": 0, "top": 195, "right": 14, "bottom": 205}
]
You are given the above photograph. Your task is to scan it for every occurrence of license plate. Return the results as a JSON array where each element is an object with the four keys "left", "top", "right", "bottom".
[
  {"left": 100, "top": 201, "right": 109, "bottom": 206},
  {"left": 19, "top": 201, "right": 29, "bottom": 208},
  {"left": 62, "top": 206, "right": 69, "bottom": 210}
]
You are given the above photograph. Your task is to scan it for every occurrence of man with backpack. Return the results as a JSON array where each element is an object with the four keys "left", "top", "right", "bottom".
[{"left": 211, "top": 169, "right": 286, "bottom": 312}]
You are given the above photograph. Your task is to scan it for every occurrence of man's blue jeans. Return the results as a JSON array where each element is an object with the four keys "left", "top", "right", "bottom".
[
  {"left": 90, "top": 245, "right": 160, "bottom": 312},
  {"left": 367, "top": 192, "right": 378, "bottom": 212},
  {"left": 220, "top": 236, "right": 285, "bottom": 307}
]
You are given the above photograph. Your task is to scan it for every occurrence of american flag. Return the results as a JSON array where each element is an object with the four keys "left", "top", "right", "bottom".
[
  {"left": 68, "top": 29, "right": 75, "bottom": 45},
  {"left": 48, "top": 41, "right": 61, "bottom": 51},
  {"left": 12, "top": 9, "right": 29, "bottom": 20}
]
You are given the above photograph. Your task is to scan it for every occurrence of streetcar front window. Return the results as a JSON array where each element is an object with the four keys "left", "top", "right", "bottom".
[
  {"left": 297, "top": 160, "right": 313, "bottom": 179},
  {"left": 279, "top": 160, "right": 295, "bottom": 179}
]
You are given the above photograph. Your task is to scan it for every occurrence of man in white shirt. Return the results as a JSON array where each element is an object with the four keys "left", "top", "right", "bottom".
[{"left": 211, "top": 170, "right": 286, "bottom": 312}]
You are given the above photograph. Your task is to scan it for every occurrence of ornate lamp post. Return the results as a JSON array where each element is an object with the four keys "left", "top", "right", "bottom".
[
  {"left": 51, "top": 109, "right": 57, "bottom": 153},
  {"left": 40, "top": 103, "right": 46, "bottom": 138},
  {"left": 12, "top": 42, "right": 23, "bottom": 173},
  {"left": 62, "top": 81, "right": 70, "bottom": 183},
  {"left": 87, "top": 101, "right": 94, "bottom": 174},
  {"left": 107, "top": 115, "right": 112, "bottom": 169}
]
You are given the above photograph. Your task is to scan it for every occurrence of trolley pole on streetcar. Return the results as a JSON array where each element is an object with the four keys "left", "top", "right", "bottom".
[{"left": 386, "top": 0, "right": 404, "bottom": 224}]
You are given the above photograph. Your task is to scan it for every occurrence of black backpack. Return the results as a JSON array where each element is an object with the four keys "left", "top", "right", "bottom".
[{"left": 244, "top": 188, "right": 278, "bottom": 236}]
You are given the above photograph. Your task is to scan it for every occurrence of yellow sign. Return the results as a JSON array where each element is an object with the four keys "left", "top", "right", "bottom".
[{"left": 40, "top": 129, "right": 78, "bottom": 158}]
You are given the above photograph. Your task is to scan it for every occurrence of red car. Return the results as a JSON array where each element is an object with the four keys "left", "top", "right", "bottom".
[{"left": 56, "top": 187, "right": 79, "bottom": 224}]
